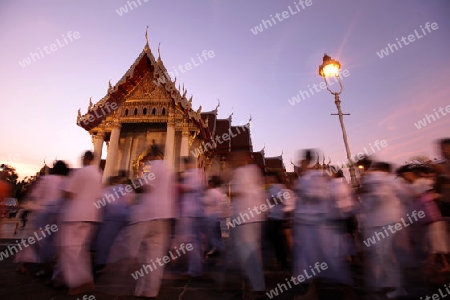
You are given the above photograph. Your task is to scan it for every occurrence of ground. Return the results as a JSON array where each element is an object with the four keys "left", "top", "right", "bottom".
[{"left": 0, "top": 223, "right": 448, "bottom": 299}]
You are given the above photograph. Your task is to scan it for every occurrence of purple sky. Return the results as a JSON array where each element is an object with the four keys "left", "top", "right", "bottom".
[{"left": 1, "top": 0, "right": 449, "bottom": 178}]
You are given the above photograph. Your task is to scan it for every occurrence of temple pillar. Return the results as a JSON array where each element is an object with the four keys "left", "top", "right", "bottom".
[
  {"left": 180, "top": 121, "right": 190, "bottom": 169},
  {"left": 120, "top": 135, "right": 132, "bottom": 173},
  {"left": 92, "top": 131, "right": 104, "bottom": 167},
  {"left": 102, "top": 122, "right": 121, "bottom": 183},
  {"left": 164, "top": 111, "right": 175, "bottom": 169}
]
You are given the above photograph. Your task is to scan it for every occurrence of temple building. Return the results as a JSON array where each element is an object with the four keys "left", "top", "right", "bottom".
[{"left": 76, "top": 37, "right": 289, "bottom": 182}]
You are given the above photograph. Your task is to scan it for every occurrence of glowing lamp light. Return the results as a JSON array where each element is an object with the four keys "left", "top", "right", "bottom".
[{"left": 319, "top": 54, "right": 341, "bottom": 78}]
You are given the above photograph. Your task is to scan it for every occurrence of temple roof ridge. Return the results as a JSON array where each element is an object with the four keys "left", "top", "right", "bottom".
[
  {"left": 117, "top": 46, "right": 156, "bottom": 90},
  {"left": 88, "top": 44, "right": 158, "bottom": 107},
  {"left": 201, "top": 99, "right": 220, "bottom": 115},
  {"left": 259, "top": 145, "right": 265, "bottom": 155}
]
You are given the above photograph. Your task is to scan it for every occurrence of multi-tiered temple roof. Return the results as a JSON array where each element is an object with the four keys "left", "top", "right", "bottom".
[{"left": 76, "top": 36, "right": 291, "bottom": 177}]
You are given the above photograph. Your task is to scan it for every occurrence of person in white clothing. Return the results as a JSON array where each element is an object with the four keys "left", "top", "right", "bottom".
[
  {"left": 35, "top": 161, "right": 70, "bottom": 276},
  {"left": 265, "top": 172, "right": 289, "bottom": 271},
  {"left": 360, "top": 162, "right": 409, "bottom": 299},
  {"left": 129, "top": 145, "right": 177, "bottom": 298},
  {"left": 178, "top": 156, "right": 205, "bottom": 277},
  {"left": 227, "top": 150, "right": 266, "bottom": 299},
  {"left": 293, "top": 149, "right": 340, "bottom": 299},
  {"left": 14, "top": 161, "right": 69, "bottom": 277},
  {"left": 58, "top": 151, "right": 103, "bottom": 295},
  {"left": 203, "top": 176, "right": 226, "bottom": 258}
]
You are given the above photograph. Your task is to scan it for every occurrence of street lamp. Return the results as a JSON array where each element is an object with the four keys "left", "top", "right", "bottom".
[{"left": 319, "top": 54, "right": 358, "bottom": 187}]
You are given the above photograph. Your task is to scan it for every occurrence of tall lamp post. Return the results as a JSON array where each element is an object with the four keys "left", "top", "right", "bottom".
[{"left": 318, "top": 54, "right": 358, "bottom": 187}]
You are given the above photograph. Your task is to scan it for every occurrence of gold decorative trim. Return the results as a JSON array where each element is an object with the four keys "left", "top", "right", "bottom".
[{"left": 189, "top": 129, "right": 200, "bottom": 148}]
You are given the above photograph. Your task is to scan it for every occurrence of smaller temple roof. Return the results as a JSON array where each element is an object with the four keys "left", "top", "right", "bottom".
[
  {"left": 252, "top": 148, "right": 266, "bottom": 171},
  {"left": 214, "top": 119, "right": 231, "bottom": 154},
  {"left": 264, "top": 155, "right": 285, "bottom": 172},
  {"left": 230, "top": 125, "right": 252, "bottom": 152}
]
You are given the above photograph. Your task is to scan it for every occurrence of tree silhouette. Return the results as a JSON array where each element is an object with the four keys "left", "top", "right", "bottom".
[{"left": 0, "top": 164, "right": 36, "bottom": 200}]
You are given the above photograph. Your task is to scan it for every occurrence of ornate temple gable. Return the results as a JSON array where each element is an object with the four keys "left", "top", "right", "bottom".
[
  {"left": 126, "top": 72, "right": 158, "bottom": 101},
  {"left": 76, "top": 40, "right": 211, "bottom": 143},
  {"left": 113, "top": 73, "right": 173, "bottom": 124},
  {"left": 77, "top": 47, "right": 156, "bottom": 131}
]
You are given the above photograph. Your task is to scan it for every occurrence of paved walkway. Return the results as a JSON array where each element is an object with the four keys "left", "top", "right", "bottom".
[{"left": 0, "top": 221, "right": 447, "bottom": 299}]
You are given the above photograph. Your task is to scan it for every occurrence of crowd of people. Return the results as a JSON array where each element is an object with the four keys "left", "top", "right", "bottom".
[{"left": 3, "top": 137, "right": 450, "bottom": 299}]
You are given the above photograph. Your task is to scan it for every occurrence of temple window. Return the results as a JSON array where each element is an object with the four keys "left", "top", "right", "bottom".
[
  {"left": 125, "top": 109, "right": 129, "bottom": 116},
  {"left": 134, "top": 108, "right": 138, "bottom": 115},
  {"left": 162, "top": 108, "right": 166, "bottom": 115},
  {"left": 143, "top": 108, "right": 147, "bottom": 115},
  {"left": 152, "top": 108, "right": 156, "bottom": 115}
]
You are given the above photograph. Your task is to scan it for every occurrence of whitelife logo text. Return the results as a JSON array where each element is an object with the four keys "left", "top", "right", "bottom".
[
  {"left": 376, "top": 22, "right": 438, "bottom": 59},
  {"left": 19, "top": 31, "right": 81, "bottom": 68}
]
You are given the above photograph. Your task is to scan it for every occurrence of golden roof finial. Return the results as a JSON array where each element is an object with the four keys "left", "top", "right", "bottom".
[
  {"left": 88, "top": 97, "right": 93, "bottom": 110},
  {"left": 145, "top": 26, "right": 149, "bottom": 46},
  {"left": 214, "top": 99, "right": 220, "bottom": 113},
  {"left": 157, "top": 42, "right": 161, "bottom": 60}
]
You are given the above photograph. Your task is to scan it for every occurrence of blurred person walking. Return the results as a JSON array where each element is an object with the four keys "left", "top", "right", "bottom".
[
  {"left": 178, "top": 156, "right": 205, "bottom": 277},
  {"left": 58, "top": 151, "right": 102, "bottom": 295},
  {"left": 359, "top": 162, "right": 409, "bottom": 298},
  {"left": 33, "top": 160, "right": 70, "bottom": 277},
  {"left": 325, "top": 167, "right": 356, "bottom": 286},
  {"left": 293, "top": 150, "right": 353, "bottom": 299},
  {"left": 435, "top": 138, "right": 450, "bottom": 216},
  {"left": 0, "top": 167, "right": 12, "bottom": 240},
  {"left": 265, "top": 172, "right": 289, "bottom": 272},
  {"left": 415, "top": 165, "right": 449, "bottom": 271},
  {"left": 202, "top": 175, "right": 227, "bottom": 259},
  {"left": 94, "top": 175, "right": 133, "bottom": 274},
  {"left": 129, "top": 145, "right": 177, "bottom": 298},
  {"left": 432, "top": 138, "right": 450, "bottom": 269},
  {"left": 227, "top": 151, "right": 266, "bottom": 299},
  {"left": 14, "top": 162, "right": 69, "bottom": 275}
]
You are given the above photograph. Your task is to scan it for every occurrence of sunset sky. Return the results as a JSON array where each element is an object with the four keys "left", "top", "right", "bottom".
[{"left": 1, "top": 0, "right": 449, "bottom": 178}]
